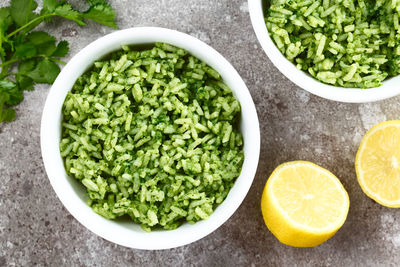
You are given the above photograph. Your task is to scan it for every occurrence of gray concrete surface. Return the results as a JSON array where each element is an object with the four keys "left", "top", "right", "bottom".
[{"left": 1, "top": 0, "right": 400, "bottom": 266}]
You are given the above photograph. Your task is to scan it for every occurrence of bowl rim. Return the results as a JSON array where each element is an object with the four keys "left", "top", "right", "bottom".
[
  {"left": 40, "top": 27, "right": 260, "bottom": 250},
  {"left": 248, "top": 0, "right": 400, "bottom": 103}
]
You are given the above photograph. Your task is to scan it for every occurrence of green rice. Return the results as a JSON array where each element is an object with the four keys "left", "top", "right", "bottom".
[
  {"left": 265, "top": 0, "right": 400, "bottom": 88},
  {"left": 60, "top": 43, "right": 244, "bottom": 231}
]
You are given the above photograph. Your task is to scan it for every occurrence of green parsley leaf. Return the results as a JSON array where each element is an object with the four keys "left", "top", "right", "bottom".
[
  {"left": 10, "top": 0, "right": 38, "bottom": 27},
  {"left": 83, "top": 0, "right": 117, "bottom": 29},
  {"left": 26, "top": 58, "right": 60, "bottom": 84},
  {"left": 52, "top": 40, "right": 69, "bottom": 58}
]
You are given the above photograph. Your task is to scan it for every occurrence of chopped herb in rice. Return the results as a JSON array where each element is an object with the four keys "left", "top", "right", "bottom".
[
  {"left": 265, "top": 0, "right": 400, "bottom": 88},
  {"left": 60, "top": 43, "right": 244, "bottom": 231}
]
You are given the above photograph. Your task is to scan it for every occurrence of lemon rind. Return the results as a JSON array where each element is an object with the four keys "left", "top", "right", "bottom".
[
  {"left": 355, "top": 120, "right": 400, "bottom": 208},
  {"left": 267, "top": 161, "right": 350, "bottom": 235}
]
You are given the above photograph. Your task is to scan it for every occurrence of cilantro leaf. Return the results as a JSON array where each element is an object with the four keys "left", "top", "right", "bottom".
[
  {"left": 83, "top": 0, "right": 117, "bottom": 29},
  {"left": 26, "top": 58, "right": 60, "bottom": 84},
  {"left": 52, "top": 40, "right": 69, "bottom": 58},
  {"left": 27, "top": 31, "right": 56, "bottom": 44},
  {"left": 0, "top": 78, "right": 24, "bottom": 106},
  {"left": 14, "top": 32, "right": 67, "bottom": 61},
  {"left": 86, "top": 0, "right": 108, "bottom": 4},
  {"left": 0, "top": 107, "right": 17, "bottom": 122},
  {"left": 10, "top": 0, "right": 38, "bottom": 27},
  {"left": 15, "top": 42, "right": 37, "bottom": 59},
  {"left": 27, "top": 31, "right": 57, "bottom": 56},
  {"left": 18, "top": 59, "right": 36, "bottom": 73},
  {"left": 0, "top": 8, "right": 13, "bottom": 60},
  {"left": 0, "top": 0, "right": 118, "bottom": 125},
  {"left": 55, "top": 4, "right": 86, "bottom": 26},
  {"left": 17, "top": 60, "right": 36, "bottom": 91},
  {"left": 0, "top": 8, "right": 13, "bottom": 32},
  {"left": 16, "top": 75, "right": 34, "bottom": 91},
  {"left": 0, "top": 94, "right": 16, "bottom": 123},
  {"left": 42, "top": 0, "right": 60, "bottom": 13}
]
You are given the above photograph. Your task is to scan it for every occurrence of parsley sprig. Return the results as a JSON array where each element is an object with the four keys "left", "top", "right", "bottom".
[{"left": 0, "top": 0, "right": 117, "bottom": 123}]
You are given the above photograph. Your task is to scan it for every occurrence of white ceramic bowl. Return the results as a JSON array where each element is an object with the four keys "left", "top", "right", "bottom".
[
  {"left": 248, "top": 0, "right": 400, "bottom": 103},
  {"left": 40, "top": 27, "right": 260, "bottom": 250}
]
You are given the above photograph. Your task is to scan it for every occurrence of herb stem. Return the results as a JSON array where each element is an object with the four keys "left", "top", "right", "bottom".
[
  {"left": 0, "top": 58, "right": 20, "bottom": 68},
  {"left": 49, "top": 58, "right": 67, "bottom": 65},
  {"left": 6, "top": 13, "right": 55, "bottom": 39}
]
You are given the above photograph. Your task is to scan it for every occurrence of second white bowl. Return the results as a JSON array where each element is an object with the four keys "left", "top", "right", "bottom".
[{"left": 248, "top": 0, "right": 400, "bottom": 103}]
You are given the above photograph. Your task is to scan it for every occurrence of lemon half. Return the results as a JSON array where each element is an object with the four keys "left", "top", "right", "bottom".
[
  {"left": 355, "top": 120, "right": 400, "bottom": 208},
  {"left": 261, "top": 161, "right": 350, "bottom": 247}
]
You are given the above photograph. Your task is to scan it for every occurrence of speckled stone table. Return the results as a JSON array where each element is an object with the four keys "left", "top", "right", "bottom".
[{"left": 1, "top": 0, "right": 400, "bottom": 266}]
